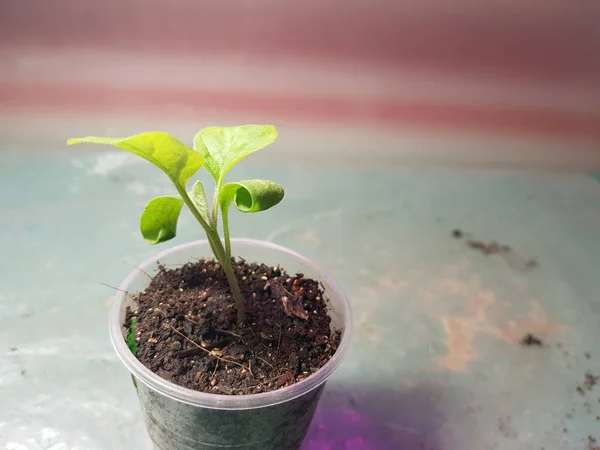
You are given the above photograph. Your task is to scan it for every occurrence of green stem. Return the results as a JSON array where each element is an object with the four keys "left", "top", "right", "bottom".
[
  {"left": 222, "top": 206, "right": 232, "bottom": 260},
  {"left": 223, "top": 259, "right": 245, "bottom": 324},
  {"left": 211, "top": 177, "right": 222, "bottom": 228},
  {"left": 176, "top": 186, "right": 226, "bottom": 262},
  {"left": 206, "top": 233, "right": 226, "bottom": 265},
  {"left": 177, "top": 185, "right": 246, "bottom": 325},
  {"left": 221, "top": 211, "right": 243, "bottom": 324}
]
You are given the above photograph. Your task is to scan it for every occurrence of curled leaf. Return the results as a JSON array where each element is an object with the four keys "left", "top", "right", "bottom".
[
  {"left": 67, "top": 132, "right": 203, "bottom": 187},
  {"left": 193, "top": 125, "right": 278, "bottom": 183},
  {"left": 219, "top": 180, "right": 284, "bottom": 214},
  {"left": 140, "top": 195, "right": 185, "bottom": 244}
]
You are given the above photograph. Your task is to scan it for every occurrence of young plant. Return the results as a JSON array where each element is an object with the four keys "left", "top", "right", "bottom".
[{"left": 68, "top": 125, "right": 284, "bottom": 325}]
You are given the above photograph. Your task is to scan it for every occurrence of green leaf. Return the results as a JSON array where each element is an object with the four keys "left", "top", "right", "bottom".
[
  {"left": 189, "top": 180, "right": 210, "bottom": 224},
  {"left": 193, "top": 125, "right": 278, "bottom": 184},
  {"left": 140, "top": 195, "right": 185, "bottom": 244},
  {"left": 219, "top": 180, "right": 284, "bottom": 214},
  {"left": 67, "top": 132, "right": 203, "bottom": 187},
  {"left": 127, "top": 317, "right": 138, "bottom": 355}
]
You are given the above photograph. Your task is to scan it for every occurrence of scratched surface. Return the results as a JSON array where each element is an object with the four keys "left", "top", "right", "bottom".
[{"left": 1, "top": 149, "right": 600, "bottom": 450}]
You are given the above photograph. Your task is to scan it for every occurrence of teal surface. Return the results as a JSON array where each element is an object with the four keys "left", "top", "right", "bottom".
[{"left": 1, "top": 150, "right": 600, "bottom": 449}]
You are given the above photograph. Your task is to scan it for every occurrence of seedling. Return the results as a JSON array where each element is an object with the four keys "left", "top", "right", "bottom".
[
  {"left": 127, "top": 317, "right": 138, "bottom": 355},
  {"left": 68, "top": 125, "right": 284, "bottom": 324}
]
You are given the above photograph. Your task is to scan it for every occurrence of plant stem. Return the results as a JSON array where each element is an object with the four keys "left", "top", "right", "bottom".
[
  {"left": 222, "top": 207, "right": 232, "bottom": 260},
  {"left": 211, "top": 177, "right": 223, "bottom": 228},
  {"left": 206, "top": 233, "right": 226, "bottom": 265},
  {"left": 222, "top": 259, "right": 246, "bottom": 324},
  {"left": 177, "top": 185, "right": 246, "bottom": 325},
  {"left": 217, "top": 187, "right": 244, "bottom": 324},
  {"left": 178, "top": 187, "right": 226, "bottom": 262}
]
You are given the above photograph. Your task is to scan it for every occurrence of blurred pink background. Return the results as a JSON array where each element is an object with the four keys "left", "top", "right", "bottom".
[{"left": 1, "top": 0, "right": 599, "bottom": 168}]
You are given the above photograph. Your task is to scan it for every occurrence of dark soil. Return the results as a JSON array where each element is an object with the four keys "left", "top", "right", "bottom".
[
  {"left": 124, "top": 257, "right": 341, "bottom": 395},
  {"left": 520, "top": 333, "right": 543, "bottom": 346}
]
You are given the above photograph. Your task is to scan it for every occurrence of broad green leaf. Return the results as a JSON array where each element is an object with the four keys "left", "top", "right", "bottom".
[
  {"left": 67, "top": 132, "right": 203, "bottom": 187},
  {"left": 140, "top": 195, "right": 185, "bottom": 244},
  {"left": 189, "top": 180, "right": 210, "bottom": 223},
  {"left": 127, "top": 317, "right": 138, "bottom": 355},
  {"left": 219, "top": 180, "right": 284, "bottom": 214},
  {"left": 193, "top": 125, "right": 278, "bottom": 183}
]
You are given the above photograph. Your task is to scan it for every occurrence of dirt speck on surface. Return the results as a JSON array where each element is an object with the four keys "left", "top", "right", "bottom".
[
  {"left": 124, "top": 257, "right": 341, "bottom": 395},
  {"left": 467, "top": 240, "right": 505, "bottom": 255},
  {"left": 584, "top": 373, "right": 600, "bottom": 391},
  {"left": 452, "top": 229, "right": 463, "bottom": 239},
  {"left": 520, "top": 333, "right": 543, "bottom": 347},
  {"left": 588, "top": 435, "right": 599, "bottom": 450},
  {"left": 497, "top": 416, "right": 517, "bottom": 439},
  {"left": 453, "top": 230, "right": 538, "bottom": 271},
  {"left": 585, "top": 352, "right": 591, "bottom": 359}
]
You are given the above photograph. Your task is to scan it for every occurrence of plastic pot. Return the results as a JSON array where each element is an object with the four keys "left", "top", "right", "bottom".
[{"left": 109, "top": 239, "right": 353, "bottom": 450}]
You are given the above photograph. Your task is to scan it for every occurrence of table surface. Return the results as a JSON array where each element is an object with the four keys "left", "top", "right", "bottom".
[{"left": 1, "top": 149, "right": 600, "bottom": 450}]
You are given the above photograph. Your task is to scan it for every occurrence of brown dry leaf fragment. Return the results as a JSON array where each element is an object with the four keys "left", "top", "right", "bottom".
[
  {"left": 271, "top": 279, "right": 309, "bottom": 320},
  {"left": 276, "top": 371, "right": 294, "bottom": 387},
  {"left": 281, "top": 296, "right": 309, "bottom": 320}
]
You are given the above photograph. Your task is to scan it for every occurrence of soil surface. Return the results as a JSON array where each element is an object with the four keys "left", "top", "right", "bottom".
[{"left": 124, "top": 257, "right": 341, "bottom": 395}]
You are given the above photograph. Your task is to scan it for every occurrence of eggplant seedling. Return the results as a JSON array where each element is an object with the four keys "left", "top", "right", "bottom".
[{"left": 68, "top": 125, "right": 284, "bottom": 324}]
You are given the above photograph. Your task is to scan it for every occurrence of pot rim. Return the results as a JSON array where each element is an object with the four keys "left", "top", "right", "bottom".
[{"left": 109, "top": 238, "right": 353, "bottom": 410}]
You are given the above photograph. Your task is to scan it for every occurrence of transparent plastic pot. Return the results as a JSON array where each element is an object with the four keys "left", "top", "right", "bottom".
[{"left": 109, "top": 239, "right": 353, "bottom": 450}]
